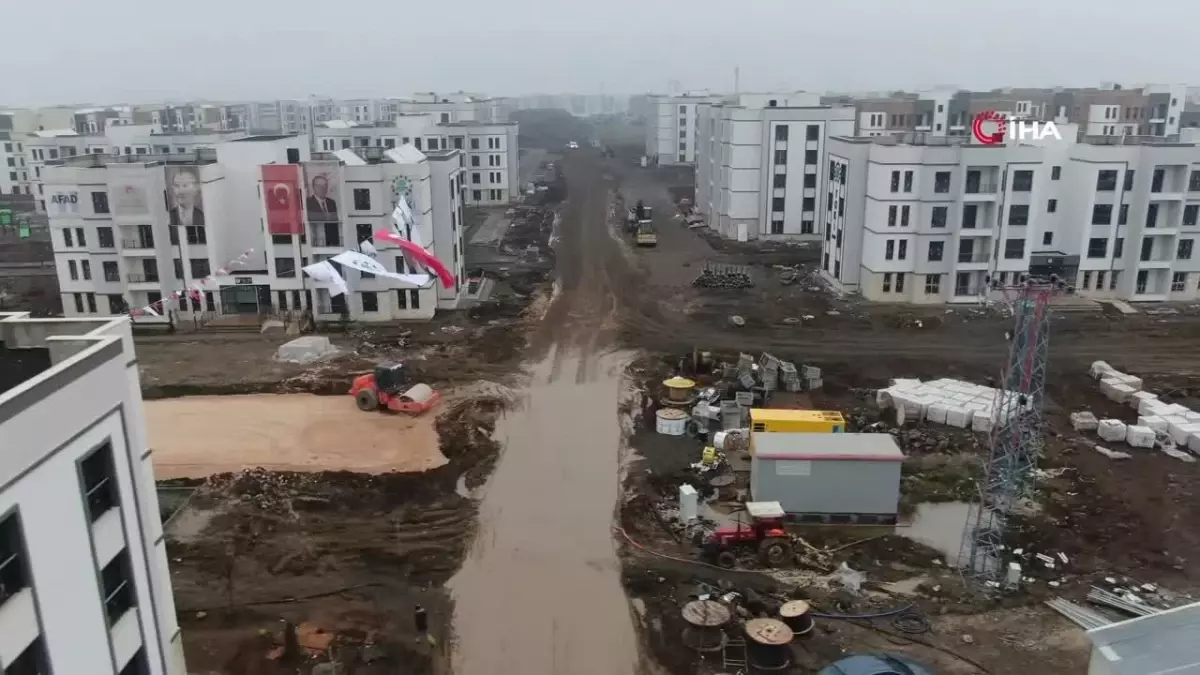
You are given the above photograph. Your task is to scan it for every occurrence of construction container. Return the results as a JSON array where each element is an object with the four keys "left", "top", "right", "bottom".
[
  {"left": 749, "top": 409, "right": 845, "bottom": 434},
  {"left": 749, "top": 434, "right": 904, "bottom": 521}
]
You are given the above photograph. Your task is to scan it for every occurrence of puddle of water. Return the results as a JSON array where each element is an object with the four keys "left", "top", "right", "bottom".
[
  {"left": 899, "top": 501, "right": 972, "bottom": 566},
  {"left": 449, "top": 351, "right": 638, "bottom": 675}
]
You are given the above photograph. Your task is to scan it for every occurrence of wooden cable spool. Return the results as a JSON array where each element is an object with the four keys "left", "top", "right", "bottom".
[
  {"left": 680, "top": 600, "right": 730, "bottom": 652},
  {"left": 743, "top": 618, "right": 793, "bottom": 671},
  {"left": 778, "top": 600, "right": 815, "bottom": 638}
]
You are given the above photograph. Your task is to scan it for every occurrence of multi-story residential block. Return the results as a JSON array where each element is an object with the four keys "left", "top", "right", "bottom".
[
  {"left": 0, "top": 132, "right": 29, "bottom": 196},
  {"left": 822, "top": 129, "right": 1200, "bottom": 303},
  {"left": 644, "top": 93, "right": 724, "bottom": 165},
  {"left": 841, "top": 84, "right": 1192, "bottom": 140},
  {"left": 0, "top": 311, "right": 186, "bottom": 674},
  {"left": 694, "top": 94, "right": 856, "bottom": 241},
  {"left": 313, "top": 119, "right": 519, "bottom": 206},
  {"left": 41, "top": 134, "right": 466, "bottom": 324},
  {"left": 25, "top": 126, "right": 248, "bottom": 214}
]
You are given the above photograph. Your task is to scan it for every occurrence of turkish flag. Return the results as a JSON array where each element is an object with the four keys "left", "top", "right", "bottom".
[{"left": 262, "top": 165, "right": 303, "bottom": 234}]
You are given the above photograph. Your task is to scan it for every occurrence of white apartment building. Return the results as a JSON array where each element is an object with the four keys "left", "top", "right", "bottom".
[
  {"left": 0, "top": 133, "right": 29, "bottom": 196},
  {"left": 25, "top": 126, "right": 249, "bottom": 214},
  {"left": 695, "top": 94, "right": 856, "bottom": 241},
  {"left": 0, "top": 311, "right": 185, "bottom": 674},
  {"left": 644, "top": 93, "right": 724, "bottom": 165},
  {"left": 822, "top": 130, "right": 1200, "bottom": 303},
  {"left": 42, "top": 134, "right": 466, "bottom": 324},
  {"left": 313, "top": 120, "right": 519, "bottom": 206}
]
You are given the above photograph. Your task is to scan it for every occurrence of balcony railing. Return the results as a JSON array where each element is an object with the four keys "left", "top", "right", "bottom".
[
  {"left": 964, "top": 182, "right": 998, "bottom": 194},
  {"left": 309, "top": 233, "right": 342, "bottom": 248},
  {"left": 955, "top": 285, "right": 984, "bottom": 296},
  {"left": 126, "top": 274, "right": 159, "bottom": 283},
  {"left": 122, "top": 238, "right": 154, "bottom": 249},
  {"left": 957, "top": 252, "right": 991, "bottom": 263}
]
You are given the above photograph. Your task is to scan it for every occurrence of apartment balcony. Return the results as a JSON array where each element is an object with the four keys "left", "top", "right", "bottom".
[
  {"left": 956, "top": 252, "right": 992, "bottom": 270},
  {"left": 120, "top": 238, "right": 156, "bottom": 256},
  {"left": 963, "top": 183, "right": 998, "bottom": 201},
  {"left": 953, "top": 284, "right": 985, "bottom": 297},
  {"left": 125, "top": 274, "right": 160, "bottom": 288}
]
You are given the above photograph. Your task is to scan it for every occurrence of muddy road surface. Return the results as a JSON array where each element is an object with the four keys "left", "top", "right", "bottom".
[{"left": 450, "top": 152, "right": 640, "bottom": 675}]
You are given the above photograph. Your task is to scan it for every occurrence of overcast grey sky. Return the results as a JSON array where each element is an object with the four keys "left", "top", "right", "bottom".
[{"left": 8, "top": 0, "right": 1198, "bottom": 106}]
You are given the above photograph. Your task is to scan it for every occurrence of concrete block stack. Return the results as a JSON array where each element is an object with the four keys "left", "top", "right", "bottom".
[
  {"left": 1090, "top": 361, "right": 1200, "bottom": 454},
  {"left": 877, "top": 378, "right": 1020, "bottom": 432}
]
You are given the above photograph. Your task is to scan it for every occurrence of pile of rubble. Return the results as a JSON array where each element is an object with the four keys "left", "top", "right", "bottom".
[{"left": 198, "top": 467, "right": 316, "bottom": 518}]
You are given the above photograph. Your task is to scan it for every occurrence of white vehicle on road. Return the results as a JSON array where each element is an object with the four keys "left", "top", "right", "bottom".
[{"left": 567, "top": 141, "right": 579, "bottom": 149}]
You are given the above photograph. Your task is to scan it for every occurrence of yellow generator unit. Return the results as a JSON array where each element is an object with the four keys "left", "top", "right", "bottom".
[{"left": 749, "top": 409, "right": 845, "bottom": 434}]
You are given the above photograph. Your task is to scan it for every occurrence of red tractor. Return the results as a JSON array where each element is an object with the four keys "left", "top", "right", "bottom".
[
  {"left": 700, "top": 501, "right": 794, "bottom": 568},
  {"left": 349, "top": 363, "right": 441, "bottom": 415}
]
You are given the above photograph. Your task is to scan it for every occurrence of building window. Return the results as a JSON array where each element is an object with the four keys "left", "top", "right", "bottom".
[
  {"left": 1008, "top": 205, "right": 1029, "bottom": 226},
  {"left": 1096, "top": 170, "right": 1118, "bottom": 191},
  {"left": 1011, "top": 170, "right": 1033, "bottom": 192},
  {"left": 1178, "top": 239, "right": 1194, "bottom": 260},
  {"left": 472, "top": 190, "right": 482, "bottom": 202},
  {"left": 103, "top": 261, "right": 120, "bottom": 282},
  {"left": 1124, "top": 170, "right": 1136, "bottom": 192},
  {"left": 1188, "top": 170, "right": 1200, "bottom": 192},
  {"left": 98, "top": 226, "right": 115, "bottom": 248},
  {"left": 1172, "top": 272, "right": 1187, "bottom": 292},
  {"left": 887, "top": 205, "right": 897, "bottom": 226},
  {"left": 120, "top": 648, "right": 151, "bottom": 675},
  {"left": 927, "top": 241, "right": 944, "bottom": 261},
  {"left": 895, "top": 272, "right": 905, "bottom": 292},
  {"left": 1051, "top": 165, "right": 1061, "bottom": 180},
  {"left": 1147, "top": 203, "right": 1160, "bottom": 228},
  {"left": 470, "top": 138, "right": 480, "bottom": 150},
  {"left": 409, "top": 289, "right": 420, "bottom": 309},
  {"left": 882, "top": 272, "right": 892, "bottom": 292},
  {"left": 924, "top": 274, "right": 940, "bottom": 295},
  {"left": 900, "top": 205, "right": 910, "bottom": 226},
  {"left": 5, "top": 637, "right": 50, "bottom": 675},
  {"left": 804, "top": 149, "right": 817, "bottom": 164},
  {"left": 186, "top": 226, "right": 206, "bottom": 245},
  {"left": 890, "top": 171, "right": 900, "bottom": 192},
  {"left": 361, "top": 291, "right": 379, "bottom": 312},
  {"left": 772, "top": 197, "right": 785, "bottom": 212},
  {"left": 1118, "top": 204, "right": 1129, "bottom": 225},
  {"left": 898, "top": 240, "right": 907, "bottom": 260},
  {"left": 190, "top": 259, "right": 211, "bottom": 278},
  {"left": 73, "top": 293, "right": 84, "bottom": 313},
  {"left": 63, "top": 228, "right": 73, "bottom": 247},
  {"left": 1091, "top": 203, "right": 1115, "bottom": 225},
  {"left": 902, "top": 170, "right": 913, "bottom": 192},
  {"left": 80, "top": 442, "right": 119, "bottom": 522},
  {"left": 802, "top": 197, "right": 815, "bottom": 212},
  {"left": 68, "top": 260, "right": 78, "bottom": 280},
  {"left": 1087, "top": 238, "right": 1108, "bottom": 258},
  {"left": 352, "top": 188, "right": 371, "bottom": 211},
  {"left": 770, "top": 219, "right": 784, "bottom": 235},
  {"left": 81, "top": 260, "right": 91, "bottom": 280},
  {"left": 1081, "top": 271, "right": 1092, "bottom": 289},
  {"left": 806, "top": 125, "right": 820, "bottom": 141},
  {"left": 1047, "top": 198, "right": 1057, "bottom": 213},
  {"left": 1114, "top": 237, "right": 1124, "bottom": 258},
  {"left": 92, "top": 191, "right": 110, "bottom": 214},
  {"left": 885, "top": 240, "right": 895, "bottom": 260},
  {"left": 803, "top": 174, "right": 816, "bottom": 189},
  {"left": 774, "top": 150, "right": 787, "bottom": 165},
  {"left": 775, "top": 125, "right": 788, "bottom": 141},
  {"left": 773, "top": 174, "right": 786, "bottom": 189},
  {"left": 933, "top": 172, "right": 951, "bottom": 193},
  {"left": 931, "top": 206, "right": 947, "bottom": 227},
  {"left": 1095, "top": 271, "right": 1105, "bottom": 290},
  {"left": 0, "top": 511, "right": 29, "bottom": 608},
  {"left": 1184, "top": 205, "right": 1199, "bottom": 226},
  {"left": 1004, "top": 238, "right": 1026, "bottom": 259},
  {"left": 101, "top": 549, "right": 136, "bottom": 625},
  {"left": 1042, "top": 231, "right": 1053, "bottom": 246}
]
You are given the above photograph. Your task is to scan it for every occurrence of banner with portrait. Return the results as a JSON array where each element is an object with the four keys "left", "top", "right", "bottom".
[
  {"left": 165, "top": 165, "right": 205, "bottom": 228},
  {"left": 303, "top": 162, "right": 341, "bottom": 226},
  {"left": 262, "top": 164, "right": 303, "bottom": 234}
]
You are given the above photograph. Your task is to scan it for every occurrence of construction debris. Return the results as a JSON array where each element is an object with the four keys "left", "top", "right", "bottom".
[
  {"left": 693, "top": 261, "right": 753, "bottom": 289},
  {"left": 1046, "top": 598, "right": 1112, "bottom": 629}
]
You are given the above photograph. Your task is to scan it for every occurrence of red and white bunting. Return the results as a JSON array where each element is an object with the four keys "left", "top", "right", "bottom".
[{"left": 129, "top": 248, "right": 255, "bottom": 318}]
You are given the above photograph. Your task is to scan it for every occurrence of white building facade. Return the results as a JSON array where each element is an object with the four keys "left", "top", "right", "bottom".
[
  {"left": 644, "top": 93, "right": 724, "bottom": 165},
  {"left": 313, "top": 120, "right": 519, "bottom": 206},
  {"left": 42, "top": 135, "right": 466, "bottom": 324},
  {"left": 695, "top": 95, "right": 856, "bottom": 241},
  {"left": 0, "top": 312, "right": 185, "bottom": 674},
  {"left": 822, "top": 132, "right": 1200, "bottom": 303}
]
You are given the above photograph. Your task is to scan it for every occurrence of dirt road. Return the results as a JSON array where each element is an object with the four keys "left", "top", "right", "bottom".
[{"left": 450, "top": 153, "right": 640, "bottom": 674}]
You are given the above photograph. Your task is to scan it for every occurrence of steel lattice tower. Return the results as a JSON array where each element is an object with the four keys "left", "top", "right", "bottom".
[{"left": 959, "top": 278, "right": 1065, "bottom": 587}]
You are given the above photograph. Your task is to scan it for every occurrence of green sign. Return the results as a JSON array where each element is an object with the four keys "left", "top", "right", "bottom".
[{"left": 0, "top": 209, "right": 11, "bottom": 226}]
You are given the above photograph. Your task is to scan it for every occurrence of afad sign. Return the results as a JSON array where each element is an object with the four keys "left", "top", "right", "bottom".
[
  {"left": 972, "top": 110, "right": 1063, "bottom": 145},
  {"left": 50, "top": 193, "right": 78, "bottom": 205}
]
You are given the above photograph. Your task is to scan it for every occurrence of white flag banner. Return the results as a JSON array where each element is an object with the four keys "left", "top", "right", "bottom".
[
  {"left": 391, "top": 202, "right": 427, "bottom": 248},
  {"left": 333, "top": 250, "right": 432, "bottom": 289},
  {"left": 302, "top": 260, "right": 348, "bottom": 297},
  {"left": 360, "top": 239, "right": 378, "bottom": 257}
]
